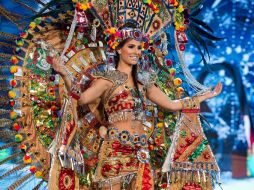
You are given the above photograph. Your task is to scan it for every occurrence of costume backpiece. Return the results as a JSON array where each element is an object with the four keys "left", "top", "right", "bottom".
[{"left": 0, "top": 0, "right": 222, "bottom": 189}]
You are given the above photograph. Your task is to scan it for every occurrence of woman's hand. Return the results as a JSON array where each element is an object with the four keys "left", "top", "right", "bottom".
[
  {"left": 52, "top": 56, "right": 72, "bottom": 91},
  {"left": 52, "top": 56, "right": 68, "bottom": 77},
  {"left": 198, "top": 82, "right": 223, "bottom": 102}
]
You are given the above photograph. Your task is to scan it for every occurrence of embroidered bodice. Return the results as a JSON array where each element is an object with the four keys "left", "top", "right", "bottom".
[
  {"left": 105, "top": 85, "right": 146, "bottom": 124},
  {"left": 91, "top": 69, "right": 157, "bottom": 124}
]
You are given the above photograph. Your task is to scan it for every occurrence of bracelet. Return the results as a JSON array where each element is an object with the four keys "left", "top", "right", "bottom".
[
  {"left": 69, "top": 81, "right": 81, "bottom": 100},
  {"left": 180, "top": 96, "right": 200, "bottom": 113}
]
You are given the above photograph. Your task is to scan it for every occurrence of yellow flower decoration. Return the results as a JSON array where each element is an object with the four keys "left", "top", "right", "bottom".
[
  {"left": 23, "top": 155, "right": 32, "bottom": 164},
  {"left": 10, "top": 66, "right": 18, "bottom": 74},
  {"left": 178, "top": 5, "right": 184, "bottom": 13},
  {"left": 10, "top": 111, "right": 18, "bottom": 119},
  {"left": 15, "top": 134, "right": 23, "bottom": 143},
  {"left": 173, "top": 78, "right": 182, "bottom": 86},
  {"left": 29, "top": 22, "right": 36, "bottom": 29},
  {"left": 35, "top": 171, "right": 43, "bottom": 178},
  {"left": 8, "top": 90, "right": 16, "bottom": 98}
]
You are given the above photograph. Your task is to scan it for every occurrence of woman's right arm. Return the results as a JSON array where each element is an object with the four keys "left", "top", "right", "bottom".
[
  {"left": 78, "top": 78, "right": 112, "bottom": 105},
  {"left": 52, "top": 57, "right": 112, "bottom": 105}
]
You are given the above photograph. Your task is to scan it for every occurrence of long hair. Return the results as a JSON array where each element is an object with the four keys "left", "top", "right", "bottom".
[{"left": 114, "top": 39, "right": 140, "bottom": 93}]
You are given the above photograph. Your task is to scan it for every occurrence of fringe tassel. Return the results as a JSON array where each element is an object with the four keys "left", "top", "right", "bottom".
[
  {"left": 0, "top": 96, "right": 10, "bottom": 104},
  {"left": 0, "top": 109, "right": 11, "bottom": 115},
  {"left": 0, "top": 153, "right": 20, "bottom": 165},
  {"left": 7, "top": 173, "right": 33, "bottom": 190},
  {"left": 0, "top": 75, "right": 9, "bottom": 80},
  {"left": 0, "top": 142, "right": 17, "bottom": 150},
  {"left": 0, "top": 66, "right": 12, "bottom": 69},
  {"left": 0, "top": 163, "right": 26, "bottom": 179},
  {"left": 0, "top": 32, "right": 18, "bottom": 40},
  {"left": 32, "top": 180, "right": 44, "bottom": 190},
  {"left": 174, "top": 32, "right": 208, "bottom": 92},
  {"left": 0, "top": 118, "right": 13, "bottom": 127},
  {"left": 0, "top": 85, "right": 12, "bottom": 91},
  {"left": 0, "top": 6, "right": 24, "bottom": 30},
  {"left": 0, "top": 42, "right": 16, "bottom": 49},
  {"left": 164, "top": 170, "right": 221, "bottom": 187},
  {"left": 0, "top": 53, "right": 14, "bottom": 61},
  {"left": 0, "top": 131, "right": 17, "bottom": 137},
  {"left": 13, "top": 0, "right": 37, "bottom": 13}
]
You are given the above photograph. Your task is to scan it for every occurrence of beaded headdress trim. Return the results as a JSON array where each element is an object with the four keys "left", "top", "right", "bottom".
[{"left": 104, "top": 27, "right": 143, "bottom": 49}]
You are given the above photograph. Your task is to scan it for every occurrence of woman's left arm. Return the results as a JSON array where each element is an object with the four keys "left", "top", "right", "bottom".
[{"left": 146, "top": 82, "right": 222, "bottom": 112}]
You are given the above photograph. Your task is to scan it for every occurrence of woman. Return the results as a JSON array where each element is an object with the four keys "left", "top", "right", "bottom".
[{"left": 52, "top": 26, "right": 222, "bottom": 190}]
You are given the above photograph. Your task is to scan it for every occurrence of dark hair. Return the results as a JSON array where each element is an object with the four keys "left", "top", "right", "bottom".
[{"left": 114, "top": 39, "right": 139, "bottom": 93}]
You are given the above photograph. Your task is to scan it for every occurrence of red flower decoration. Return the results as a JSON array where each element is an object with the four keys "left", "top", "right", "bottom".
[
  {"left": 9, "top": 100, "right": 15, "bottom": 107},
  {"left": 166, "top": 59, "right": 173, "bottom": 66}
]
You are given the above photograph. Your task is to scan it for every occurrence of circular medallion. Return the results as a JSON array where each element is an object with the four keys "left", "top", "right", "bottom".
[
  {"left": 137, "top": 148, "right": 150, "bottom": 163},
  {"left": 133, "top": 30, "right": 142, "bottom": 41},
  {"left": 131, "top": 134, "right": 140, "bottom": 145},
  {"left": 107, "top": 128, "right": 118, "bottom": 140},
  {"left": 118, "top": 130, "right": 130, "bottom": 144},
  {"left": 140, "top": 134, "right": 147, "bottom": 146},
  {"left": 59, "top": 169, "right": 75, "bottom": 190}
]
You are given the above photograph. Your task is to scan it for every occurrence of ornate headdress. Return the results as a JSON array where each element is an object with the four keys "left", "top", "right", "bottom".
[
  {"left": 0, "top": 1, "right": 222, "bottom": 190},
  {"left": 104, "top": 27, "right": 143, "bottom": 49}
]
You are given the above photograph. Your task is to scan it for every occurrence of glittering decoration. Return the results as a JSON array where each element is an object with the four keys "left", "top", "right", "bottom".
[
  {"left": 15, "top": 134, "right": 23, "bottom": 142},
  {"left": 29, "top": 166, "right": 37, "bottom": 173},
  {"left": 188, "top": 139, "right": 209, "bottom": 162},
  {"left": 137, "top": 149, "right": 150, "bottom": 163},
  {"left": 0, "top": 0, "right": 225, "bottom": 189},
  {"left": 23, "top": 155, "right": 32, "bottom": 164},
  {"left": 59, "top": 169, "right": 75, "bottom": 190},
  {"left": 35, "top": 171, "right": 43, "bottom": 178}
]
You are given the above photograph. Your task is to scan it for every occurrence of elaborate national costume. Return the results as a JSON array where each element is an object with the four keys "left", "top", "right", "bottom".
[{"left": 0, "top": 0, "right": 222, "bottom": 189}]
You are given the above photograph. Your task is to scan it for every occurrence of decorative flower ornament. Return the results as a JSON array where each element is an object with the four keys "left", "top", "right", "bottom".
[
  {"left": 8, "top": 90, "right": 16, "bottom": 99},
  {"left": 10, "top": 66, "right": 18, "bottom": 73},
  {"left": 104, "top": 27, "right": 144, "bottom": 50},
  {"left": 10, "top": 56, "right": 19, "bottom": 64},
  {"left": 15, "top": 134, "right": 23, "bottom": 142},
  {"left": 137, "top": 148, "right": 150, "bottom": 163},
  {"left": 13, "top": 123, "right": 21, "bottom": 131},
  {"left": 23, "top": 155, "right": 32, "bottom": 164},
  {"left": 10, "top": 79, "right": 17, "bottom": 87},
  {"left": 29, "top": 166, "right": 37, "bottom": 173},
  {"left": 35, "top": 171, "right": 43, "bottom": 178}
]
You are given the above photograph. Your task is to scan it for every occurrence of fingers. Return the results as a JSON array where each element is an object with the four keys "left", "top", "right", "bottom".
[
  {"left": 52, "top": 57, "right": 62, "bottom": 71},
  {"left": 52, "top": 56, "right": 68, "bottom": 77},
  {"left": 212, "top": 82, "right": 222, "bottom": 96}
]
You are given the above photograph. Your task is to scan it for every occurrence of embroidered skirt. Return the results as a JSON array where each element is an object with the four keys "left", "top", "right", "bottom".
[{"left": 94, "top": 140, "right": 154, "bottom": 189}]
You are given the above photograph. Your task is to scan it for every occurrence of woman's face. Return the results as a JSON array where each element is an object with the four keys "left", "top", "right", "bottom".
[{"left": 117, "top": 39, "right": 142, "bottom": 66}]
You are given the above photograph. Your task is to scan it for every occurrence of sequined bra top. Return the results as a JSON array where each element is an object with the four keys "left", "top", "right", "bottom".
[
  {"left": 105, "top": 86, "right": 146, "bottom": 123},
  {"left": 92, "top": 69, "right": 157, "bottom": 124},
  {"left": 106, "top": 88, "right": 134, "bottom": 114}
]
